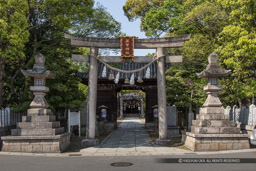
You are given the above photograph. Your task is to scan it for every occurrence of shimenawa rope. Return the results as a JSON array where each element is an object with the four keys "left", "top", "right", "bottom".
[{"left": 90, "top": 55, "right": 165, "bottom": 74}]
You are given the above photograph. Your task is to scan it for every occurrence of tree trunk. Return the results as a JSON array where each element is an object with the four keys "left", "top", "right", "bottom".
[
  {"left": 0, "top": 58, "right": 5, "bottom": 108},
  {"left": 237, "top": 98, "right": 242, "bottom": 108}
]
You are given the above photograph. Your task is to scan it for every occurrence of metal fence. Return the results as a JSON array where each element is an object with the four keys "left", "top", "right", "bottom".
[{"left": 0, "top": 107, "right": 26, "bottom": 128}]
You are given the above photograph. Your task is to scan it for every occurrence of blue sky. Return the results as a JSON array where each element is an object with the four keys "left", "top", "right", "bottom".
[{"left": 95, "top": 0, "right": 155, "bottom": 56}]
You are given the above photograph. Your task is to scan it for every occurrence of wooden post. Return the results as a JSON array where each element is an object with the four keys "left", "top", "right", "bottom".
[
  {"left": 88, "top": 47, "right": 98, "bottom": 139},
  {"left": 156, "top": 47, "right": 169, "bottom": 142}
]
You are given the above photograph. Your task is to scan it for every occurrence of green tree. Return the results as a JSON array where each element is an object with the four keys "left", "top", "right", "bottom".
[
  {"left": 4, "top": 0, "right": 121, "bottom": 113},
  {"left": 166, "top": 63, "right": 206, "bottom": 109},
  {"left": 123, "top": 0, "right": 220, "bottom": 111},
  {"left": 0, "top": 0, "right": 29, "bottom": 108},
  {"left": 123, "top": 0, "right": 164, "bottom": 22},
  {"left": 217, "top": 0, "right": 256, "bottom": 106},
  {"left": 124, "top": 0, "right": 256, "bottom": 108}
]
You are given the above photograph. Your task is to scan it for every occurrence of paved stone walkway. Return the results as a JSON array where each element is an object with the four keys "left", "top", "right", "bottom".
[{"left": 81, "top": 117, "right": 190, "bottom": 156}]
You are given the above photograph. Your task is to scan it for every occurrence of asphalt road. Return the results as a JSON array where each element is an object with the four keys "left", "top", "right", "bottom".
[{"left": 0, "top": 152, "right": 256, "bottom": 171}]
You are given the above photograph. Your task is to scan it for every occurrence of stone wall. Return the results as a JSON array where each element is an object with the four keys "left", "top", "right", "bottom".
[
  {"left": 167, "top": 106, "right": 177, "bottom": 127},
  {"left": 224, "top": 104, "right": 256, "bottom": 134},
  {"left": 0, "top": 127, "right": 10, "bottom": 136},
  {"left": 185, "top": 133, "right": 249, "bottom": 151},
  {"left": 2, "top": 133, "right": 70, "bottom": 153},
  {"left": 0, "top": 108, "right": 26, "bottom": 136},
  {"left": 167, "top": 106, "right": 180, "bottom": 138},
  {"left": 80, "top": 102, "right": 88, "bottom": 135},
  {"left": 0, "top": 107, "right": 11, "bottom": 127}
]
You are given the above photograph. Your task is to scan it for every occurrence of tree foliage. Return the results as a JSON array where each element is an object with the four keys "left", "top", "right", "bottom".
[
  {"left": 123, "top": 0, "right": 256, "bottom": 109},
  {"left": 2, "top": 0, "right": 121, "bottom": 113},
  {"left": 0, "top": 0, "right": 29, "bottom": 108},
  {"left": 216, "top": 0, "right": 256, "bottom": 106}
]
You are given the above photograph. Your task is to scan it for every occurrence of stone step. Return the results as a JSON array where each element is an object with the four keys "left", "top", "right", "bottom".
[
  {"left": 192, "top": 120, "right": 236, "bottom": 127},
  {"left": 196, "top": 114, "right": 229, "bottom": 120},
  {"left": 17, "top": 122, "right": 60, "bottom": 129},
  {"left": 22, "top": 115, "right": 56, "bottom": 122},
  {"left": 191, "top": 126, "right": 241, "bottom": 134},
  {"left": 11, "top": 127, "right": 64, "bottom": 136}
]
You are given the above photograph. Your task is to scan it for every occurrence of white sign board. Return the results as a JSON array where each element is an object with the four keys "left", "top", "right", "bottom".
[{"left": 68, "top": 109, "right": 81, "bottom": 136}]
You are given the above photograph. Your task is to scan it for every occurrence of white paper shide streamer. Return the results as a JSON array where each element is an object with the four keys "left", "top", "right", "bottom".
[
  {"left": 114, "top": 72, "right": 120, "bottom": 84},
  {"left": 145, "top": 67, "right": 150, "bottom": 79},
  {"left": 102, "top": 65, "right": 107, "bottom": 78},
  {"left": 130, "top": 73, "right": 135, "bottom": 85}
]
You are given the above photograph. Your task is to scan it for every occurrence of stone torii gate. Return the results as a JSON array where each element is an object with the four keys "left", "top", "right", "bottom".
[
  {"left": 65, "top": 34, "right": 190, "bottom": 146},
  {"left": 120, "top": 93, "right": 144, "bottom": 118}
]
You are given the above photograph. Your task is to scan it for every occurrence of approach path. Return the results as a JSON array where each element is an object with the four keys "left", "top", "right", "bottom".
[{"left": 81, "top": 117, "right": 189, "bottom": 156}]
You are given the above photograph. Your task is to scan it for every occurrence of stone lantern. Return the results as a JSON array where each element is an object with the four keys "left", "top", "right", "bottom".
[
  {"left": 21, "top": 54, "right": 55, "bottom": 113},
  {"left": 1, "top": 54, "right": 70, "bottom": 153},
  {"left": 185, "top": 52, "right": 249, "bottom": 151},
  {"left": 196, "top": 52, "right": 231, "bottom": 110}
]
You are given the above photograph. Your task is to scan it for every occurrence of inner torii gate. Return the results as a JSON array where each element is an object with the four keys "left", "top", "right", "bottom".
[{"left": 65, "top": 34, "right": 190, "bottom": 146}]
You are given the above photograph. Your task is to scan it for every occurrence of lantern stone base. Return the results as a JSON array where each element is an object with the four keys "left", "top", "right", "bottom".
[
  {"left": 81, "top": 138, "right": 99, "bottom": 147},
  {"left": 185, "top": 133, "right": 249, "bottom": 151},
  {"left": 1, "top": 112, "right": 70, "bottom": 153},
  {"left": 1, "top": 133, "right": 70, "bottom": 153}
]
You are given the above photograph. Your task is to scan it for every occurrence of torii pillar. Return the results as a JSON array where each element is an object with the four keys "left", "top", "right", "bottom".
[
  {"left": 81, "top": 47, "right": 99, "bottom": 147},
  {"left": 155, "top": 47, "right": 172, "bottom": 145}
]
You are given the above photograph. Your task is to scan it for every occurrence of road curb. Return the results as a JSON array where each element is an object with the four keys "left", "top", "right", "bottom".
[{"left": 1, "top": 148, "right": 256, "bottom": 157}]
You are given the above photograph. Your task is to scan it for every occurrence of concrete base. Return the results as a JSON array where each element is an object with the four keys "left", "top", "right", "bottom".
[
  {"left": 185, "top": 132, "right": 249, "bottom": 151},
  {"left": 0, "top": 127, "right": 10, "bottom": 136},
  {"left": 167, "top": 126, "right": 180, "bottom": 138},
  {"left": 1, "top": 133, "right": 70, "bottom": 153},
  {"left": 241, "top": 124, "right": 254, "bottom": 136},
  {"left": 81, "top": 138, "right": 99, "bottom": 147},
  {"left": 155, "top": 139, "right": 172, "bottom": 146}
]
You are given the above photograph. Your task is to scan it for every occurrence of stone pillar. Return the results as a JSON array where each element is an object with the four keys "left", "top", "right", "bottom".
[
  {"left": 82, "top": 47, "right": 99, "bottom": 147},
  {"left": 188, "top": 111, "right": 194, "bottom": 131},
  {"left": 140, "top": 100, "right": 144, "bottom": 118},
  {"left": 188, "top": 102, "right": 194, "bottom": 131},
  {"left": 120, "top": 97, "right": 124, "bottom": 118},
  {"left": 155, "top": 47, "right": 171, "bottom": 145},
  {"left": 167, "top": 105, "right": 180, "bottom": 138}
]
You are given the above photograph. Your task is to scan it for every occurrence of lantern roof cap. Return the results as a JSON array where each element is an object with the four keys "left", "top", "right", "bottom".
[
  {"left": 196, "top": 53, "right": 231, "bottom": 78},
  {"left": 21, "top": 54, "right": 55, "bottom": 79}
]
